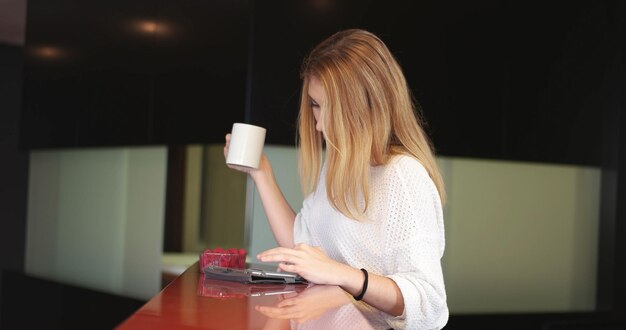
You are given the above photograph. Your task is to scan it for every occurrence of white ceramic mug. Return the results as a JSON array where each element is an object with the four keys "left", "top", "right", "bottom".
[{"left": 226, "top": 123, "right": 266, "bottom": 169}]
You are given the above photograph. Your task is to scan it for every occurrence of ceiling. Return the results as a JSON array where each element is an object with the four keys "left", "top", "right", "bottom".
[{"left": 0, "top": 0, "right": 27, "bottom": 46}]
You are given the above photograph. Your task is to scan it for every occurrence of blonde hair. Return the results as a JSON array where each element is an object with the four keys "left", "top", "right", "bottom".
[{"left": 297, "top": 29, "right": 446, "bottom": 220}]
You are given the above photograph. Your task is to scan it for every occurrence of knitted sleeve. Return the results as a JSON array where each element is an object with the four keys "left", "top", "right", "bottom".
[{"left": 381, "top": 157, "right": 449, "bottom": 330}]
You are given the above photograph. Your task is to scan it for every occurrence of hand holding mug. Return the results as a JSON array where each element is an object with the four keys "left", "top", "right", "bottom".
[{"left": 224, "top": 123, "right": 266, "bottom": 174}]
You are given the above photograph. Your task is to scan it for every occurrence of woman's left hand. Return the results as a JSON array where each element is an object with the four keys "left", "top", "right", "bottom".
[{"left": 257, "top": 243, "right": 351, "bottom": 285}]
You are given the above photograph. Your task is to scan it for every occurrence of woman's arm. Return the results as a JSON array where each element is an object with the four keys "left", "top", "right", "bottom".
[
  {"left": 224, "top": 134, "right": 296, "bottom": 247},
  {"left": 249, "top": 156, "right": 297, "bottom": 247},
  {"left": 257, "top": 244, "right": 405, "bottom": 316},
  {"left": 338, "top": 266, "right": 405, "bottom": 316}
]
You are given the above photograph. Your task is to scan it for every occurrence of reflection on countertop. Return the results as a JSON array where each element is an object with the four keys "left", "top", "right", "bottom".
[
  {"left": 252, "top": 283, "right": 390, "bottom": 330},
  {"left": 117, "top": 262, "right": 394, "bottom": 330}
]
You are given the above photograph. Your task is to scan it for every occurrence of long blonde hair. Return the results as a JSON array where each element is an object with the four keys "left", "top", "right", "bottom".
[{"left": 297, "top": 29, "right": 446, "bottom": 220}]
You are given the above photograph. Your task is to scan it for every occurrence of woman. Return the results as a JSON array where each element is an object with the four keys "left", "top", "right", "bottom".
[{"left": 225, "top": 28, "right": 448, "bottom": 329}]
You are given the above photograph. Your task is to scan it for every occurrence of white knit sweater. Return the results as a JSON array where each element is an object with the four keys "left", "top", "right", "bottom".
[{"left": 293, "top": 155, "right": 449, "bottom": 330}]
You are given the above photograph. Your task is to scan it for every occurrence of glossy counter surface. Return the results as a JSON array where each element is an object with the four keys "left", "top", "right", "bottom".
[{"left": 116, "top": 262, "right": 391, "bottom": 329}]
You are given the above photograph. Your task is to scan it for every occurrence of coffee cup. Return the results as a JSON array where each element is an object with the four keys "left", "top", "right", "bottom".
[{"left": 226, "top": 123, "right": 266, "bottom": 169}]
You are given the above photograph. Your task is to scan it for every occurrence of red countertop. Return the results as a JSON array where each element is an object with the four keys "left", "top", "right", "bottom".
[{"left": 116, "top": 262, "right": 388, "bottom": 329}]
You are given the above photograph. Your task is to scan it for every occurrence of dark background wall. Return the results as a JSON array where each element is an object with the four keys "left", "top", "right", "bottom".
[
  {"left": 0, "top": 43, "right": 28, "bottom": 326},
  {"left": 19, "top": 0, "right": 617, "bottom": 168},
  {"left": 0, "top": 0, "right": 30, "bottom": 325},
  {"left": 19, "top": 0, "right": 251, "bottom": 148},
  {"left": 248, "top": 0, "right": 611, "bottom": 167}
]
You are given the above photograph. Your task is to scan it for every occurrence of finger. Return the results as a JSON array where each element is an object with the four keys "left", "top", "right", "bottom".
[
  {"left": 278, "top": 262, "right": 298, "bottom": 273},
  {"left": 258, "top": 247, "right": 304, "bottom": 259},
  {"left": 256, "top": 306, "right": 297, "bottom": 319},
  {"left": 258, "top": 253, "right": 299, "bottom": 264},
  {"left": 255, "top": 307, "right": 281, "bottom": 318},
  {"left": 224, "top": 135, "right": 230, "bottom": 158},
  {"left": 276, "top": 297, "right": 299, "bottom": 308},
  {"left": 228, "top": 163, "right": 251, "bottom": 172},
  {"left": 283, "top": 291, "right": 299, "bottom": 299},
  {"left": 270, "top": 305, "right": 302, "bottom": 318}
]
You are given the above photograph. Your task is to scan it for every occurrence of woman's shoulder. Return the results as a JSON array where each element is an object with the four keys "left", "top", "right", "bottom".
[
  {"left": 386, "top": 154, "right": 429, "bottom": 177},
  {"left": 370, "top": 154, "right": 432, "bottom": 190},
  {"left": 384, "top": 155, "right": 444, "bottom": 217}
]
